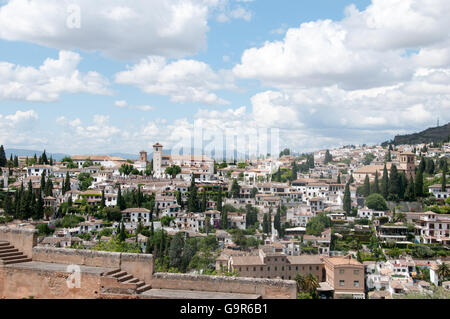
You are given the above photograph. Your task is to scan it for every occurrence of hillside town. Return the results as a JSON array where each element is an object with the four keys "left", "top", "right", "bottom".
[{"left": 0, "top": 140, "right": 449, "bottom": 299}]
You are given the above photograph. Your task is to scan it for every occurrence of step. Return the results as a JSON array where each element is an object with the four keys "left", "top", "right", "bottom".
[
  {"left": 0, "top": 252, "right": 23, "bottom": 258},
  {"left": 0, "top": 248, "right": 18, "bottom": 254},
  {"left": 124, "top": 278, "right": 139, "bottom": 284},
  {"left": 1, "top": 254, "right": 27, "bottom": 261},
  {"left": 0, "top": 241, "right": 10, "bottom": 247},
  {"left": 103, "top": 268, "right": 122, "bottom": 276},
  {"left": 111, "top": 271, "right": 127, "bottom": 278},
  {"left": 135, "top": 281, "right": 145, "bottom": 288},
  {"left": 0, "top": 246, "right": 15, "bottom": 251},
  {"left": 136, "top": 284, "right": 152, "bottom": 294},
  {"left": 2, "top": 257, "right": 32, "bottom": 265},
  {"left": 117, "top": 274, "right": 133, "bottom": 282}
]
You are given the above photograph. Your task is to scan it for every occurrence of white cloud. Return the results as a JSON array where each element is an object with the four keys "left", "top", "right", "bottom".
[
  {"left": 0, "top": 109, "right": 45, "bottom": 148},
  {"left": 115, "top": 56, "right": 235, "bottom": 105},
  {"left": 215, "top": 1, "right": 253, "bottom": 23},
  {"left": 0, "top": 0, "right": 217, "bottom": 60},
  {"left": 234, "top": 0, "right": 450, "bottom": 90},
  {"left": 0, "top": 50, "right": 111, "bottom": 102}
]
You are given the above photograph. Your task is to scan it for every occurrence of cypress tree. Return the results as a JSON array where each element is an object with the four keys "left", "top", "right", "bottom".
[
  {"left": 41, "top": 150, "right": 48, "bottom": 165},
  {"left": 117, "top": 185, "right": 126, "bottom": 210},
  {"left": 35, "top": 189, "right": 44, "bottom": 220},
  {"left": 176, "top": 190, "right": 183, "bottom": 209},
  {"left": 337, "top": 174, "right": 341, "bottom": 184},
  {"left": 388, "top": 164, "right": 400, "bottom": 200},
  {"left": 217, "top": 187, "right": 223, "bottom": 213},
  {"left": 373, "top": 170, "right": 380, "bottom": 194},
  {"left": 442, "top": 160, "right": 448, "bottom": 192},
  {"left": 415, "top": 168, "right": 424, "bottom": 197},
  {"left": 363, "top": 175, "right": 371, "bottom": 197},
  {"left": 187, "top": 177, "right": 198, "bottom": 212},
  {"left": 419, "top": 156, "right": 426, "bottom": 173},
  {"left": 343, "top": 182, "right": 351, "bottom": 214},
  {"left": 101, "top": 190, "right": 106, "bottom": 208},
  {"left": 399, "top": 173, "right": 407, "bottom": 200},
  {"left": 381, "top": 164, "right": 389, "bottom": 199},
  {"left": 64, "top": 171, "right": 71, "bottom": 194},
  {"left": 40, "top": 171, "right": 46, "bottom": 191},
  {"left": 13, "top": 155, "right": 19, "bottom": 167},
  {"left": 45, "top": 178, "right": 53, "bottom": 197},
  {"left": 0, "top": 145, "right": 6, "bottom": 167},
  {"left": 201, "top": 190, "right": 207, "bottom": 212},
  {"left": 404, "top": 177, "right": 416, "bottom": 201}
]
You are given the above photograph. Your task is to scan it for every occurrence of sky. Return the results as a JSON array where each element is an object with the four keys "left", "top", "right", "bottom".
[{"left": 0, "top": 0, "right": 449, "bottom": 156}]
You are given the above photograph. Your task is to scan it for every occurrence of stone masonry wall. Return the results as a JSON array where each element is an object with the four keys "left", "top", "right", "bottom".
[
  {"left": 0, "top": 226, "right": 37, "bottom": 258},
  {"left": 0, "top": 265, "right": 101, "bottom": 299},
  {"left": 32, "top": 247, "right": 153, "bottom": 284},
  {"left": 151, "top": 273, "right": 297, "bottom": 299}
]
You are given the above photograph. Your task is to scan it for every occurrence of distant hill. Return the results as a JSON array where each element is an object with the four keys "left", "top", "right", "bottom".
[
  {"left": 384, "top": 122, "right": 450, "bottom": 146},
  {"left": 5, "top": 149, "right": 70, "bottom": 161}
]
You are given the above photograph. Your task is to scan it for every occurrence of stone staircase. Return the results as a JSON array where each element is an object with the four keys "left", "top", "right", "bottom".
[
  {"left": 100, "top": 268, "right": 151, "bottom": 295},
  {"left": 0, "top": 241, "right": 32, "bottom": 265}
]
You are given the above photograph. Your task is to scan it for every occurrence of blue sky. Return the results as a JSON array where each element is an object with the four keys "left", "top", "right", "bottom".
[{"left": 0, "top": 0, "right": 448, "bottom": 156}]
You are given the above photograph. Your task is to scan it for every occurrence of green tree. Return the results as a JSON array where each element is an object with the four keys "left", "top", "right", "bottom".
[
  {"left": 118, "top": 222, "right": 127, "bottom": 242},
  {"left": 404, "top": 177, "right": 416, "bottom": 201},
  {"left": 337, "top": 174, "right": 341, "bottom": 184},
  {"left": 365, "top": 193, "right": 388, "bottom": 211},
  {"left": 363, "top": 175, "right": 371, "bottom": 197},
  {"left": 372, "top": 170, "right": 380, "bottom": 194},
  {"left": 217, "top": 187, "right": 223, "bottom": 213},
  {"left": 415, "top": 168, "right": 424, "bottom": 197},
  {"left": 381, "top": 164, "right": 389, "bottom": 199},
  {"left": 117, "top": 185, "right": 126, "bottom": 210},
  {"left": 437, "top": 263, "right": 450, "bottom": 284},
  {"left": 230, "top": 179, "right": 240, "bottom": 198},
  {"left": 187, "top": 177, "right": 199, "bottom": 212},
  {"left": 324, "top": 150, "right": 333, "bottom": 164},
  {"left": 101, "top": 190, "right": 106, "bottom": 208},
  {"left": 0, "top": 145, "right": 6, "bottom": 167},
  {"left": 343, "top": 182, "right": 351, "bottom": 214},
  {"left": 388, "top": 164, "right": 400, "bottom": 200},
  {"left": 168, "top": 232, "right": 184, "bottom": 269}
]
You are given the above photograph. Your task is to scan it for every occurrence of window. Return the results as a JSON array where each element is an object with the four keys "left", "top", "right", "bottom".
[
  {"left": 268, "top": 267, "right": 270, "bottom": 271},
  {"left": 260, "top": 267, "right": 263, "bottom": 271},
  {"left": 354, "top": 281, "right": 359, "bottom": 287},
  {"left": 309, "top": 266, "right": 312, "bottom": 270},
  {"left": 282, "top": 266, "right": 284, "bottom": 271},
  {"left": 289, "top": 266, "right": 291, "bottom": 271},
  {"left": 296, "top": 266, "right": 298, "bottom": 271},
  {"left": 275, "top": 267, "right": 277, "bottom": 271},
  {"left": 339, "top": 280, "right": 345, "bottom": 286},
  {"left": 253, "top": 267, "right": 256, "bottom": 271},
  {"left": 339, "top": 269, "right": 345, "bottom": 274},
  {"left": 354, "top": 270, "right": 359, "bottom": 275},
  {"left": 316, "top": 266, "right": 319, "bottom": 270}
]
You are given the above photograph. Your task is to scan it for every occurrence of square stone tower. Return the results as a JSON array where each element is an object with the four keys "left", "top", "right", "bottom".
[
  {"left": 399, "top": 152, "right": 415, "bottom": 180},
  {"left": 153, "top": 143, "right": 163, "bottom": 178}
]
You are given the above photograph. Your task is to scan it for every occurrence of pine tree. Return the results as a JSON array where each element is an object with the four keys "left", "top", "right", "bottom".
[
  {"left": 363, "top": 175, "right": 370, "bottom": 197},
  {"left": 343, "top": 182, "right": 351, "bottom": 214},
  {"left": 0, "top": 145, "right": 6, "bottom": 167},
  {"left": 373, "top": 170, "right": 380, "bottom": 194},
  {"left": 381, "top": 164, "right": 389, "bottom": 199},
  {"left": 415, "top": 168, "right": 424, "bottom": 197}
]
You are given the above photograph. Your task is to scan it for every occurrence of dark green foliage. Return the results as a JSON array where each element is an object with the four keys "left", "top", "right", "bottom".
[
  {"left": 324, "top": 150, "right": 333, "bottom": 164},
  {"left": 362, "top": 175, "right": 371, "bottom": 197},
  {"left": 0, "top": 145, "right": 6, "bottom": 167},
  {"left": 230, "top": 179, "right": 240, "bottom": 198},
  {"left": 187, "top": 177, "right": 199, "bottom": 212},
  {"left": 365, "top": 193, "right": 388, "bottom": 211},
  {"left": 343, "top": 182, "right": 351, "bottom": 214},
  {"left": 381, "top": 164, "right": 389, "bottom": 199},
  {"left": 306, "top": 212, "right": 331, "bottom": 236}
]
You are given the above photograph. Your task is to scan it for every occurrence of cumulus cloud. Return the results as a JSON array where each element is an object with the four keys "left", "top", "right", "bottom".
[
  {"left": 115, "top": 56, "right": 235, "bottom": 105},
  {"left": 0, "top": 51, "right": 111, "bottom": 102},
  {"left": 114, "top": 100, "right": 154, "bottom": 111},
  {"left": 233, "top": 0, "right": 450, "bottom": 90},
  {"left": 0, "top": 109, "right": 46, "bottom": 147},
  {"left": 0, "top": 0, "right": 217, "bottom": 60}
]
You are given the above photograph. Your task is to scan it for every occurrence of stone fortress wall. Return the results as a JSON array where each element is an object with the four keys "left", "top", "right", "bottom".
[{"left": 0, "top": 227, "right": 296, "bottom": 299}]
